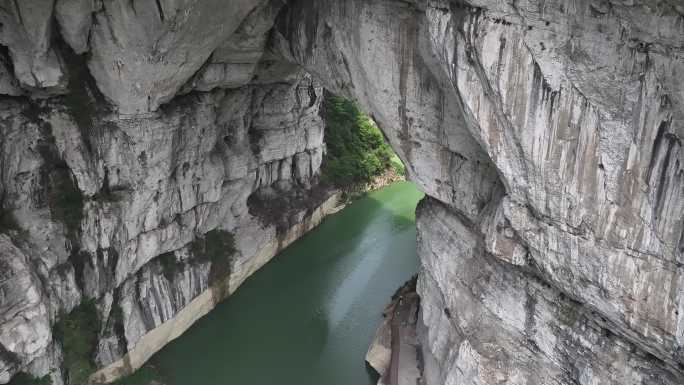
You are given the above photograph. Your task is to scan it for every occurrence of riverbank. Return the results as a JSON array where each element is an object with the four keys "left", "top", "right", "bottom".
[
  {"left": 105, "top": 182, "right": 423, "bottom": 385},
  {"left": 90, "top": 191, "right": 344, "bottom": 384},
  {"left": 338, "top": 168, "right": 406, "bottom": 204}
]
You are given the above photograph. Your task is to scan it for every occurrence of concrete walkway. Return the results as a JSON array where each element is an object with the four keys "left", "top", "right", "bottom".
[{"left": 385, "top": 293, "right": 422, "bottom": 385}]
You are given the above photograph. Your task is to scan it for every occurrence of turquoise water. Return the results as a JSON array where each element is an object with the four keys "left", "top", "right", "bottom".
[{"left": 133, "top": 182, "right": 423, "bottom": 385}]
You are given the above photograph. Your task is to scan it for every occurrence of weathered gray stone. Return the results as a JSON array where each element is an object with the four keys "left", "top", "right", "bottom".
[
  {"left": 189, "top": 0, "right": 287, "bottom": 92},
  {"left": 0, "top": 0, "right": 67, "bottom": 93},
  {"left": 86, "top": 0, "right": 268, "bottom": 114},
  {"left": 0, "top": 1, "right": 682, "bottom": 384},
  {"left": 54, "top": 0, "right": 96, "bottom": 54},
  {"left": 0, "top": 55, "right": 22, "bottom": 96},
  {"left": 276, "top": 0, "right": 683, "bottom": 383},
  {"left": 0, "top": 236, "right": 55, "bottom": 383},
  {"left": 417, "top": 197, "right": 682, "bottom": 384},
  {"left": 0, "top": 61, "right": 328, "bottom": 382}
]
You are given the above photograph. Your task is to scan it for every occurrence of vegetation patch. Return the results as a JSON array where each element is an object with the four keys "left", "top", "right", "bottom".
[
  {"left": 7, "top": 373, "right": 52, "bottom": 385},
  {"left": 158, "top": 252, "right": 181, "bottom": 281},
  {"left": 389, "top": 153, "right": 405, "bottom": 176},
  {"left": 190, "top": 230, "right": 236, "bottom": 264},
  {"left": 322, "top": 94, "right": 403, "bottom": 187},
  {"left": 247, "top": 183, "right": 333, "bottom": 236},
  {"left": 190, "top": 229, "right": 236, "bottom": 297},
  {"left": 54, "top": 299, "right": 99, "bottom": 385}
]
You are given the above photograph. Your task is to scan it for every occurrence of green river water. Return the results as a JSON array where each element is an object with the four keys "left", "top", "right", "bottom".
[{"left": 126, "top": 181, "right": 423, "bottom": 385}]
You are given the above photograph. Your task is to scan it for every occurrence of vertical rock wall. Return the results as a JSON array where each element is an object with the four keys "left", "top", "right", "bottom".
[
  {"left": 0, "top": 1, "right": 682, "bottom": 384},
  {"left": 0, "top": 70, "right": 331, "bottom": 383},
  {"left": 0, "top": 2, "right": 335, "bottom": 383},
  {"left": 276, "top": 0, "right": 683, "bottom": 383}
]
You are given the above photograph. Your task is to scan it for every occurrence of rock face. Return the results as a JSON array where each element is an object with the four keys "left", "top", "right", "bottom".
[
  {"left": 0, "top": 1, "right": 331, "bottom": 381},
  {"left": 277, "top": 1, "right": 684, "bottom": 383},
  {"left": 0, "top": 1, "right": 682, "bottom": 385}
]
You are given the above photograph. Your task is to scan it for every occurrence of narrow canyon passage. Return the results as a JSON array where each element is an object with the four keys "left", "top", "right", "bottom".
[
  {"left": 125, "top": 182, "right": 423, "bottom": 385},
  {"left": 1, "top": 2, "right": 682, "bottom": 385}
]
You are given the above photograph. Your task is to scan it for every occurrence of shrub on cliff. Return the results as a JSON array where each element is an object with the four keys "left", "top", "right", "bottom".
[
  {"left": 53, "top": 299, "right": 99, "bottom": 385},
  {"left": 190, "top": 229, "right": 236, "bottom": 263},
  {"left": 158, "top": 252, "right": 181, "bottom": 281},
  {"left": 7, "top": 373, "right": 52, "bottom": 385},
  {"left": 322, "top": 95, "right": 401, "bottom": 186},
  {"left": 189, "top": 229, "right": 236, "bottom": 301}
]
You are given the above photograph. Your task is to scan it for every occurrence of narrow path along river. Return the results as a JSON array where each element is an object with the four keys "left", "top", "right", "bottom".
[{"left": 140, "top": 181, "right": 423, "bottom": 385}]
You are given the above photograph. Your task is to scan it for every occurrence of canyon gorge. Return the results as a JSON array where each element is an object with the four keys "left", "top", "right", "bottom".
[{"left": 0, "top": 1, "right": 682, "bottom": 384}]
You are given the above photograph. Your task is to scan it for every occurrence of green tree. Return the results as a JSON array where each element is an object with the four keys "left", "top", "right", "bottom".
[
  {"left": 54, "top": 300, "right": 99, "bottom": 385},
  {"left": 322, "top": 95, "right": 402, "bottom": 186}
]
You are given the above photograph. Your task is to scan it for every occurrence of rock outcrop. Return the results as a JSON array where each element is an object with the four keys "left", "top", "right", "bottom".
[{"left": 0, "top": 1, "right": 682, "bottom": 384}]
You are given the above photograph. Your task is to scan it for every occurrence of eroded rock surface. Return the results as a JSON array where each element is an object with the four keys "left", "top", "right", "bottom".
[
  {"left": 277, "top": 1, "right": 683, "bottom": 383},
  {"left": 0, "top": 2, "right": 331, "bottom": 377},
  {"left": 0, "top": 0, "right": 682, "bottom": 384}
]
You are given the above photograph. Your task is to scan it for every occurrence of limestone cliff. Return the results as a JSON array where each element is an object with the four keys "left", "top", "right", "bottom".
[
  {"left": 0, "top": 2, "right": 333, "bottom": 383},
  {"left": 0, "top": 1, "right": 682, "bottom": 385}
]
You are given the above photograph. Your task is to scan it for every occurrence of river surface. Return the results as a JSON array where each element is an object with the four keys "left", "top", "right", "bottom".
[{"left": 139, "top": 182, "right": 423, "bottom": 385}]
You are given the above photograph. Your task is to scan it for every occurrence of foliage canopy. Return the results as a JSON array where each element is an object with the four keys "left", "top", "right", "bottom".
[{"left": 322, "top": 95, "right": 403, "bottom": 186}]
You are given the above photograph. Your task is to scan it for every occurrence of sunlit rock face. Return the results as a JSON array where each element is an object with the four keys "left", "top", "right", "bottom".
[{"left": 0, "top": 0, "right": 682, "bottom": 384}]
